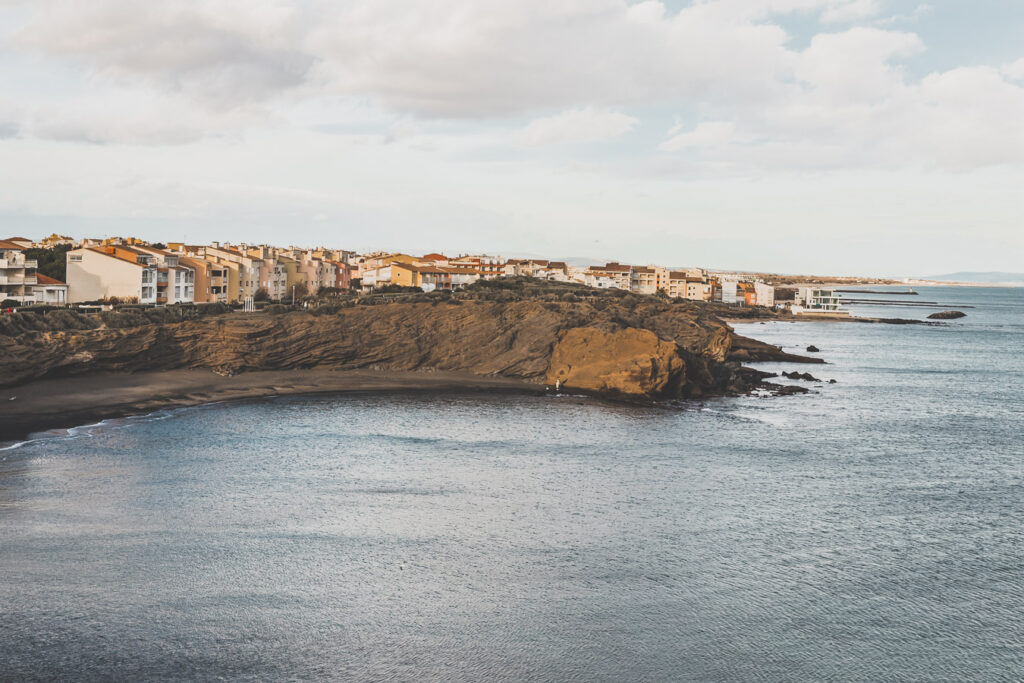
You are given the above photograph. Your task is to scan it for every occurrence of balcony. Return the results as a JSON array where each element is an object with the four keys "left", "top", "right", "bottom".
[
  {"left": 23, "top": 260, "right": 38, "bottom": 269},
  {"left": 0, "top": 276, "right": 25, "bottom": 285}
]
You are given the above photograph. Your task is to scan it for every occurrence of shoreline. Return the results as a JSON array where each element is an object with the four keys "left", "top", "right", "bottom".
[{"left": 0, "top": 369, "right": 544, "bottom": 446}]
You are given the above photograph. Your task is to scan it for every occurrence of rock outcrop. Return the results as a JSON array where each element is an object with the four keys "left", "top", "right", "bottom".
[
  {"left": 545, "top": 327, "right": 685, "bottom": 397},
  {"left": 927, "top": 310, "right": 966, "bottom": 319},
  {"left": 0, "top": 298, "right": 815, "bottom": 399}
]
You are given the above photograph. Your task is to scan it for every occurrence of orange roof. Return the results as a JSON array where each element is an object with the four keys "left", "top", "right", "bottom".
[
  {"left": 35, "top": 273, "right": 66, "bottom": 286},
  {"left": 421, "top": 253, "right": 448, "bottom": 261},
  {"left": 0, "top": 239, "right": 26, "bottom": 251}
]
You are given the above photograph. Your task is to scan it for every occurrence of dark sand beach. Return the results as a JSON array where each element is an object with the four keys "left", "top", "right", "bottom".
[{"left": 0, "top": 369, "right": 541, "bottom": 444}]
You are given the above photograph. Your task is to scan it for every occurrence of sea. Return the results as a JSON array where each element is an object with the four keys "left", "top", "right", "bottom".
[{"left": 1, "top": 286, "right": 1021, "bottom": 681}]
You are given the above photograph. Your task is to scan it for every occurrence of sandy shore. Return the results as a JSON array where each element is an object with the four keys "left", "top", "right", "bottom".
[{"left": 0, "top": 369, "right": 543, "bottom": 444}]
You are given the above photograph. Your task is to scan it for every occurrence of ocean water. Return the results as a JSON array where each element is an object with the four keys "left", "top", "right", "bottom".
[{"left": 1, "top": 287, "right": 1021, "bottom": 681}]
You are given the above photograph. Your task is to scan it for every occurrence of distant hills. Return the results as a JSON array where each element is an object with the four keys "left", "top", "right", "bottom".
[{"left": 924, "top": 272, "right": 1024, "bottom": 285}]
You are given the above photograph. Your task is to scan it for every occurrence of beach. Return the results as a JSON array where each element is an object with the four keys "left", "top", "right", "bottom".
[{"left": 0, "top": 369, "right": 540, "bottom": 445}]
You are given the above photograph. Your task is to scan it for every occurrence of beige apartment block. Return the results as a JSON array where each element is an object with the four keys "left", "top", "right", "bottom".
[{"left": 66, "top": 246, "right": 158, "bottom": 304}]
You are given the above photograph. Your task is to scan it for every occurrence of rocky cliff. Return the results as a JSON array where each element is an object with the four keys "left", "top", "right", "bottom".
[{"left": 0, "top": 297, "right": 809, "bottom": 399}]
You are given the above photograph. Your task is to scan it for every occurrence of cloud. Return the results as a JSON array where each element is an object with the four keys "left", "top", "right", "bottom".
[
  {"left": 660, "top": 121, "right": 738, "bottom": 151},
  {"left": 1002, "top": 58, "right": 1024, "bottom": 81},
  {"left": 819, "top": 0, "right": 881, "bottom": 23},
  {"left": 4, "top": 0, "right": 1024, "bottom": 174},
  {"left": 519, "top": 107, "right": 638, "bottom": 146},
  {"left": 12, "top": 0, "right": 314, "bottom": 111}
]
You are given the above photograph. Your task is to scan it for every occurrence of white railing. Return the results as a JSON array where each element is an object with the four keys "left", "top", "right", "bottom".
[{"left": 23, "top": 260, "right": 38, "bottom": 268}]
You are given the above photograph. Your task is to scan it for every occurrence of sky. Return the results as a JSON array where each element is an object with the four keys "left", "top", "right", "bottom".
[{"left": 1, "top": 0, "right": 1023, "bottom": 276}]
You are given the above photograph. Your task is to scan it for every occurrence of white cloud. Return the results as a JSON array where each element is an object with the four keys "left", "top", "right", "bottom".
[
  {"left": 2, "top": 0, "right": 1024, "bottom": 174},
  {"left": 519, "top": 107, "right": 637, "bottom": 146},
  {"left": 1002, "top": 58, "right": 1024, "bottom": 81},
  {"left": 660, "top": 121, "right": 738, "bottom": 151},
  {"left": 820, "top": 0, "right": 881, "bottom": 24}
]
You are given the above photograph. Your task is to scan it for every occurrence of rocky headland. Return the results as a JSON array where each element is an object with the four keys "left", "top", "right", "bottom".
[{"left": 0, "top": 279, "right": 820, "bottom": 440}]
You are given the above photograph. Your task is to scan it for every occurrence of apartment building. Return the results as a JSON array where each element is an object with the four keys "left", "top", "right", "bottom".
[
  {"left": 584, "top": 263, "right": 632, "bottom": 290},
  {"left": 134, "top": 246, "right": 195, "bottom": 304},
  {"left": 204, "top": 244, "right": 264, "bottom": 301},
  {"left": 66, "top": 246, "right": 159, "bottom": 304},
  {"left": 630, "top": 266, "right": 668, "bottom": 295},
  {"left": 450, "top": 254, "right": 503, "bottom": 278},
  {"left": 391, "top": 262, "right": 480, "bottom": 291},
  {"left": 176, "top": 255, "right": 228, "bottom": 303},
  {"left": 0, "top": 239, "right": 38, "bottom": 303}
]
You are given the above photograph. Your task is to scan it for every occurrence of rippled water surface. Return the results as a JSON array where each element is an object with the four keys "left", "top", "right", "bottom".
[{"left": 1, "top": 287, "right": 1022, "bottom": 681}]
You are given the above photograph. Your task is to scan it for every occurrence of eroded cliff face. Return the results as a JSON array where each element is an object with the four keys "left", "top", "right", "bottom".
[
  {"left": 545, "top": 327, "right": 686, "bottom": 398},
  {"left": 0, "top": 299, "right": 783, "bottom": 398}
]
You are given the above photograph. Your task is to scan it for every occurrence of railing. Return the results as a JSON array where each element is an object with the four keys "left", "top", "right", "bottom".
[
  {"left": 0, "top": 276, "right": 25, "bottom": 285},
  {"left": 0, "top": 259, "right": 31, "bottom": 269},
  {"left": 23, "top": 276, "right": 37, "bottom": 285},
  {"left": 23, "top": 260, "right": 37, "bottom": 269}
]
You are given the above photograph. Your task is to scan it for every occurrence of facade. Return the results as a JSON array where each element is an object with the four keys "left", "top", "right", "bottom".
[
  {"left": 32, "top": 274, "right": 68, "bottom": 304},
  {"left": 629, "top": 266, "right": 668, "bottom": 295},
  {"left": 178, "top": 255, "right": 228, "bottom": 303},
  {"left": 391, "top": 262, "right": 480, "bottom": 291},
  {"left": 754, "top": 282, "right": 775, "bottom": 308},
  {"left": 666, "top": 272, "right": 712, "bottom": 300},
  {"left": 584, "top": 263, "right": 631, "bottom": 290},
  {"left": 0, "top": 239, "right": 38, "bottom": 303},
  {"left": 66, "top": 246, "right": 158, "bottom": 304},
  {"left": 134, "top": 247, "right": 195, "bottom": 304},
  {"left": 717, "top": 278, "right": 740, "bottom": 304}
]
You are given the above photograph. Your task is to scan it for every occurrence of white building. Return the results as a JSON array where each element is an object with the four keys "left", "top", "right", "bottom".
[
  {"left": 66, "top": 246, "right": 159, "bottom": 304},
  {"left": 0, "top": 239, "right": 38, "bottom": 304},
  {"left": 792, "top": 287, "right": 847, "bottom": 315}
]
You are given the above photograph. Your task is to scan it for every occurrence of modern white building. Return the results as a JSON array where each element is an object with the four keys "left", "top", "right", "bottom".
[{"left": 792, "top": 287, "right": 847, "bottom": 315}]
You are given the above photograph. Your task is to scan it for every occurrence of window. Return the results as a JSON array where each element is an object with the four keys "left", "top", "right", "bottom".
[{"left": 69, "top": 254, "right": 83, "bottom": 262}]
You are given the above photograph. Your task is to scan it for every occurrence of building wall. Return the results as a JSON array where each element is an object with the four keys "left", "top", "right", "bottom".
[{"left": 66, "top": 249, "right": 150, "bottom": 303}]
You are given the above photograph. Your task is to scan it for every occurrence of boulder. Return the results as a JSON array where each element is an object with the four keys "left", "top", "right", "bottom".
[
  {"left": 806, "top": 345, "right": 820, "bottom": 352},
  {"left": 927, "top": 310, "right": 967, "bottom": 320}
]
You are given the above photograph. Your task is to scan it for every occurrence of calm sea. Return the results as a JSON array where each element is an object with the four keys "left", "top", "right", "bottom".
[{"left": 1, "top": 286, "right": 1021, "bottom": 681}]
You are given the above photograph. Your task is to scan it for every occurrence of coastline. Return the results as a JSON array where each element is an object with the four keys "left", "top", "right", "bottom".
[{"left": 0, "top": 369, "right": 543, "bottom": 445}]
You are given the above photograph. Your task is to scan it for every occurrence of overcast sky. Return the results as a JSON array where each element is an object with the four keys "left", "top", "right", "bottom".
[{"left": 2, "top": 0, "right": 1022, "bottom": 276}]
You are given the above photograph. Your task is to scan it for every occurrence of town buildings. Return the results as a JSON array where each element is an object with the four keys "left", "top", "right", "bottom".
[{"left": 1, "top": 233, "right": 794, "bottom": 310}]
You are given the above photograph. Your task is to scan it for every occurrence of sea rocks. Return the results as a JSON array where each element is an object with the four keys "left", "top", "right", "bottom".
[
  {"left": 783, "top": 371, "right": 820, "bottom": 382},
  {"left": 806, "top": 345, "right": 820, "bottom": 352},
  {"left": 927, "top": 310, "right": 967, "bottom": 320}
]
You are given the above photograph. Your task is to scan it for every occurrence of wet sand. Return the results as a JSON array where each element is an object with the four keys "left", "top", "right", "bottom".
[{"left": 0, "top": 369, "right": 542, "bottom": 444}]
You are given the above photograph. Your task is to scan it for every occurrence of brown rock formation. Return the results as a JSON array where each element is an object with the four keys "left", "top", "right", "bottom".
[
  {"left": 0, "top": 298, "right": 813, "bottom": 399},
  {"left": 545, "top": 327, "right": 685, "bottom": 397}
]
